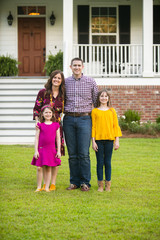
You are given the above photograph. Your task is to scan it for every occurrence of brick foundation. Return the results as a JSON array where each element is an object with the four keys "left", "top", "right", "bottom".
[{"left": 98, "top": 85, "right": 160, "bottom": 122}]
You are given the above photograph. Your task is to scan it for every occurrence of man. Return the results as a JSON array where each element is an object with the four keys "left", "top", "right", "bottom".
[{"left": 63, "top": 57, "right": 98, "bottom": 191}]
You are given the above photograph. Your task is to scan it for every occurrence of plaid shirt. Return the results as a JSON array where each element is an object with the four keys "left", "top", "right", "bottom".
[{"left": 64, "top": 74, "right": 98, "bottom": 113}]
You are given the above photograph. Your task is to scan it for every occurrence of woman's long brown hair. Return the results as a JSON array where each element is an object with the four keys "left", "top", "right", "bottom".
[{"left": 44, "top": 70, "right": 65, "bottom": 101}]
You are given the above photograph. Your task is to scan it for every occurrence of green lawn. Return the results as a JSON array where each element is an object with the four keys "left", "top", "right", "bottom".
[{"left": 0, "top": 138, "right": 160, "bottom": 240}]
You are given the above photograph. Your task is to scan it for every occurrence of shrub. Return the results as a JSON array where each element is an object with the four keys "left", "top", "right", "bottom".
[
  {"left": 118, "top": 117, "right": 128, "bottom": 131},
  {"left": 44, "top": 51, "right": 63, "bottom": 75},
  {"left": 124, "top": 109, "right": 141, "bottom": 124},
  {"left": 156, "top": 115, "right": 160, "bottom": 124},
  {"left": 0, "top": 55, "right": 19, "bottom": 76},
  {"left": 128, "top": 122, "right": 141, "bottom": 133},
  {"left": 119, "top": 110, "right": 160, "bottom": 135}
]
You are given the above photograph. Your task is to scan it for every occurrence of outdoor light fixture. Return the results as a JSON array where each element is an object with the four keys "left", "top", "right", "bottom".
[
  {"left": 7, "top": 11, "right": 13, "bottom": 26},
  {"left": 50, "top": 11, "right": 56, "bottom": 25}
]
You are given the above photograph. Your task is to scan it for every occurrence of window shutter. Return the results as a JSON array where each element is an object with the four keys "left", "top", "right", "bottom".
[
  {"left": 153, "top": 5, "right": 160, "bottom": 44},
  {"left": 119, "top": 6, "right": 130, "bottom": 44},
  {"left": 78, "top": 6, "right": 89, "bottom": 44}
]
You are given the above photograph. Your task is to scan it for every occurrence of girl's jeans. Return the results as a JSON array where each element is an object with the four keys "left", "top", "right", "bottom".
[{"left": 95, "top": 140, "right": 113, "bottom": 181}]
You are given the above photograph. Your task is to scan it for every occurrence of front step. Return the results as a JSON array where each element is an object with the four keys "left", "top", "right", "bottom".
[
  {"left": 0, "top": 77, "right": 47, "bottom": 144},
  {"left": 0, "top": 136, "right": 35, "bottom": 144}
]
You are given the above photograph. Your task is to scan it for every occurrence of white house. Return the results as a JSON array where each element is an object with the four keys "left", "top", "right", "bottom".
[{"left": 0, "top": 0, "right": 160, "bottom": 143}]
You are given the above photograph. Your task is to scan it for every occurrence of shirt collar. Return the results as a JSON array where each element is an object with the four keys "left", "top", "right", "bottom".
[{"left": 72, "top": 73, "right": 83, "bottom": 81}]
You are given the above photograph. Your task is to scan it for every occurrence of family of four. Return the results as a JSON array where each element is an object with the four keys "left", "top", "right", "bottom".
[{"left": 31, "top": 58, "right": 122, "bottom": 193}]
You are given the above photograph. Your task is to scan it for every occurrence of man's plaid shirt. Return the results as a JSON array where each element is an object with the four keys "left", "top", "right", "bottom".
[{"left": 64, "top": 74, "right": 98, "bottom": 113}]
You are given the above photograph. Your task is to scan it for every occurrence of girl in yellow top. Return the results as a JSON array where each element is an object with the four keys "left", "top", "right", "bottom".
[{"left": 92, "top": 89, "right": 122, "bottom": 192}]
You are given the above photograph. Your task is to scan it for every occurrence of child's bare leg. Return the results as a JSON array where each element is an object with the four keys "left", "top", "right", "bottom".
[
  {"left": 43, "top": 166, "right": 51, "bottom": 191},
  {"left": 37, "top": 167, "right": 43, "bottom": 189},
  {"left": 51, "top": 166, "right": 59, "bottom": 185}
]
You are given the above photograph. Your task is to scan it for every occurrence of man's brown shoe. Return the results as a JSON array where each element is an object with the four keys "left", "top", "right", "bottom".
[
  {"left": 66, "top": 184, "right": 79, "bottom": 190},
  {"left": 80, "top": 183, "right": 90, "bottom": 192}
]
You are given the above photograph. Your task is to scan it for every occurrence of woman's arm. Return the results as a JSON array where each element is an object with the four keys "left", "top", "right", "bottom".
[{"left": 33, "top": 89, "right": 45, "bottom": 120}]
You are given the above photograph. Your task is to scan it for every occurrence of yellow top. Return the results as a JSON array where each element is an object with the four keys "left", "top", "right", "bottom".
[{"left": 91, "top": 108, "right": 122, "bottom": 140}]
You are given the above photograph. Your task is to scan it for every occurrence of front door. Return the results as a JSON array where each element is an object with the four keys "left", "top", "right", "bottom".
[{"left": 18, "top": 18, "right": 46, "bottom": 76}]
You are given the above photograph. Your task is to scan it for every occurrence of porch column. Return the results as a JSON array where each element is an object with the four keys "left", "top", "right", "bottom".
[
  {"left": 63, "top": 0, "right": 73, "bottom": 77},
  {"left": 143, "top": 0, "right": 153, "bottom": 77}
]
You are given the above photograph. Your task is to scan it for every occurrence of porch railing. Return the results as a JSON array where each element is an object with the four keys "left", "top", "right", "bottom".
[{"left": 73, "top": 44, "right": 143, "bottom": 77}]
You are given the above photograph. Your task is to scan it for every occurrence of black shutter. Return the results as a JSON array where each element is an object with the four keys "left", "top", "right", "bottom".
[
  {"left": 153, "top": 5, "right": 160, "bottom": 44},
  {"left": 119, "top": 6, "right": 130, "bottom": 44},
  {"left": 78, "top": 5, "right": 89, "bottom": 44}
]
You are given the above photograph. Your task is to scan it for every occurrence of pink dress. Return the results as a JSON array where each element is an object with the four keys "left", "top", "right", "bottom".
[{"left": 31, "top": 122, "right": 61, "bottom": 167}]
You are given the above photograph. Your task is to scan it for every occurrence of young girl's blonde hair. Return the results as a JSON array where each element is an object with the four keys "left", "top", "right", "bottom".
[
  {"left": 97, "top": 89, "right": 111, "bottom": 107},
  {"left": 39, "top": 105, "right": 56, "bottom": 123}
]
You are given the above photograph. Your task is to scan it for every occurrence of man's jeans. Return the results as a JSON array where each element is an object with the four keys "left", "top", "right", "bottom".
[
  {"left": 95, "top": 140, "right": 113, "bottom": 181},
  {"left": 63, "top": 115, "right": 92, "bottom": 187}
]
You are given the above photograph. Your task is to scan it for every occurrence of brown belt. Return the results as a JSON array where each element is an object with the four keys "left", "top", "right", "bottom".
[{"left": 65, "top": 112, "right": 91, "bottom": 117}]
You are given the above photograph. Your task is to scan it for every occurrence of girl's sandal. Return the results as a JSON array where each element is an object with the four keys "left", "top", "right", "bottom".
[
  {"left": 35, "top": 188, "right": 42, "bottom": 192},
  {"left": 49, "top": 184, "right": 56, "bottom": 191},
  {"left": 41, "top": 184, "right": 46, "bottom": 191},
  {"left": 44, "top": 189, "right": 50, "bottom": 192}
]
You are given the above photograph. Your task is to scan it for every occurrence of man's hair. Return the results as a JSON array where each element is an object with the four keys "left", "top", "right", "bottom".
[{"left": 71, "top": 57, "right": 83, "bottom": 66}]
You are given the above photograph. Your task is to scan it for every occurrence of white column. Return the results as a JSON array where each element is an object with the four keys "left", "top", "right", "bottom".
[
  {"left": 143, "top": 0, "right": 153, "bottom": 77},
  {"left": 63, "top": 0, "right": 73, "bottom": 77}
]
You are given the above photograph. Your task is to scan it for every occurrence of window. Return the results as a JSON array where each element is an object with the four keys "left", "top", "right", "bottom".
[
  {"left": 17, "top": 6, "right": 46, "bottom": 15},
  {"left": 91, "top": 7, "right": 117, "bottom": 44}
]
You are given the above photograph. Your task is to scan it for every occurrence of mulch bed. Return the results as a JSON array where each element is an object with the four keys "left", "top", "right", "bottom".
[{"left": 122, "top": 131, "right": 160, "bottom": 138}]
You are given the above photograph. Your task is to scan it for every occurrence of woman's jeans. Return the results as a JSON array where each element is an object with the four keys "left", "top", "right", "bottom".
[
  {"left": 63, "top": 115, "right": 92, "bottom": 187},
  {"left": 95, "top": 140, "right": 113, "bottom": 181}
]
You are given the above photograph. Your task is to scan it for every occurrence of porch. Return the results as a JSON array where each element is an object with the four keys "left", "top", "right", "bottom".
[{"left": 72, "top": 44, "right": 160, "bottom": 77}]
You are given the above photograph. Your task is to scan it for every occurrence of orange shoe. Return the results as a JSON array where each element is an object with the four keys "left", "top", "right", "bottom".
[
  {"left": 49, "top": 184, "right": 56, "bottom": 191},
  {"left": 35, "top": 188, "right": 42, "bottom": 192},
  {"left": 41, "top": 184, "right": 46, "bottom": 191}
]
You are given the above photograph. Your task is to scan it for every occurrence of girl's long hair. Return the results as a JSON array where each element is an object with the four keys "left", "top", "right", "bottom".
[
  {"left": 96, "top": 89, "right": 111, "bottom": 107},
  {"left": 44, "top": 70, "right": 65, "bottom": 101},
  {"left": 39, "top": 105, "right": 56, "bottom": 123}
]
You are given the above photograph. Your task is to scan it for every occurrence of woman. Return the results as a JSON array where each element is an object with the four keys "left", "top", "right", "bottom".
[{"left": 33, "top": 70, "right": 65, "bottom": 191}]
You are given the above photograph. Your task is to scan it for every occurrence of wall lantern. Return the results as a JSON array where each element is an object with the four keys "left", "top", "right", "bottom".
[
  {"left": 7, "top": 11, "right": 13, "bottom": 26},
  {"left": 50, "top": 11, "right": 56, "bottom": 25}
]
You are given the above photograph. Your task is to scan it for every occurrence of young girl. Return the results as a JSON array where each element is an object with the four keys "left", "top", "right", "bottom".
[
  {"left": 31, "top": 105, "right": 61, "bottom": 192},
  {"left": 91, "top": 89, "right": 122, "bottom": 192}
]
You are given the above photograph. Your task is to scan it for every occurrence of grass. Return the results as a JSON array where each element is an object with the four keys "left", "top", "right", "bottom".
[{"left": 0, "top": 138, "right": 160, "bottom": 240}]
